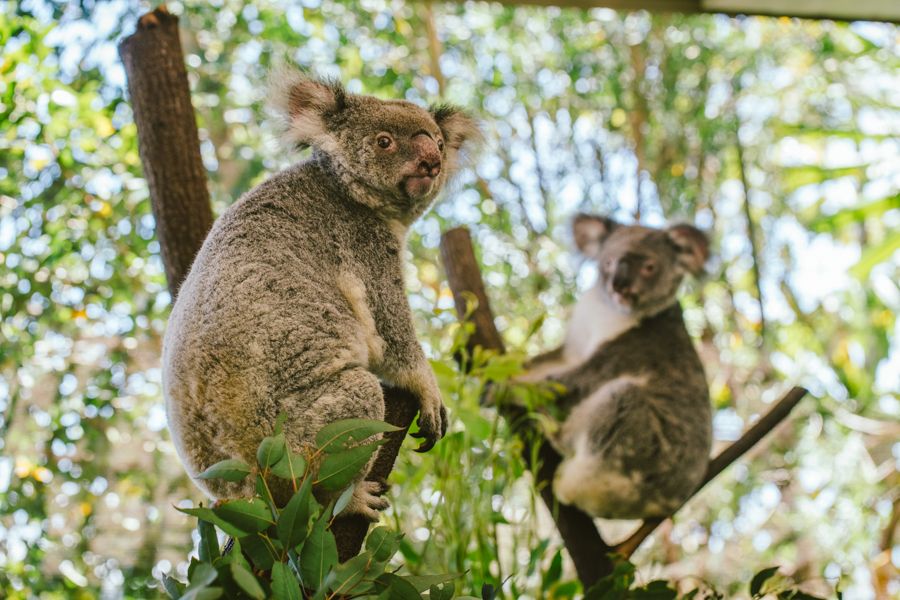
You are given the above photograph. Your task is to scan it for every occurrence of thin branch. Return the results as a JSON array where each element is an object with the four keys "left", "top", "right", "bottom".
[{"left": 732, "top": 90, "right": 767, "bottom": 346}]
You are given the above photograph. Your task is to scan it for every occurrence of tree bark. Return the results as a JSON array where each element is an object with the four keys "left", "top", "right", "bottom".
[
  {"left": 119, "top": 6, "right": 417, "bottom": 564},
  {"left": 118, "top": 6, "right": 212, "bottom": 298}
]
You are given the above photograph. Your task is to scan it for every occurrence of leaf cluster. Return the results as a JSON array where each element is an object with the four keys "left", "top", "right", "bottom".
[{"left": 163, "top": 417, "right": 464, "bottom": 600}]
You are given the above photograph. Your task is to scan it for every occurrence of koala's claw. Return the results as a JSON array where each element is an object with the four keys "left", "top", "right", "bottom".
[{"left": 412, "top": 404, "right": 447, "bottom": 453}]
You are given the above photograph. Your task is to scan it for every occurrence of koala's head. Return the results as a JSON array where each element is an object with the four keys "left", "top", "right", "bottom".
[
  {"left": 269, "top": 69, "right": 482, "bottom": 223},
  {"left": 573, "top": 214, "right": 709, "bottom": 318}
]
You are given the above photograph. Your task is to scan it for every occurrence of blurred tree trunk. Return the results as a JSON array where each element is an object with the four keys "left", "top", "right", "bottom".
[{"left": 118, "top": 5, "right": 416, "bottom": 565}]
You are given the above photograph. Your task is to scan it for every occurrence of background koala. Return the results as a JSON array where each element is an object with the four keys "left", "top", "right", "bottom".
[
  {"left": 521, "top": 214, "right": 712, "bottom": 519},
  {"left": 163, "top": 70, "right": 480, "bottom": 519}
]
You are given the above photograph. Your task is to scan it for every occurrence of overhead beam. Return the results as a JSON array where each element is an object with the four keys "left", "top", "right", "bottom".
[{"left": 477, "top": 0, "right": 900, "bottom": 23}]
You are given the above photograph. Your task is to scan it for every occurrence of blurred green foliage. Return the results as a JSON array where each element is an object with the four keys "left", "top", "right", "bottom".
[{"left": 1, "top": 1, "right": 898, "bottom": 598}]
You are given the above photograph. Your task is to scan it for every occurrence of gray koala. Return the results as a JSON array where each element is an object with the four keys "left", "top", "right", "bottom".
[
  {"left": 163, "top": 70, "right": 480, "bottom": 519},
  {"left": 520, "top": 214, "right": 712, "bottom": 519}
]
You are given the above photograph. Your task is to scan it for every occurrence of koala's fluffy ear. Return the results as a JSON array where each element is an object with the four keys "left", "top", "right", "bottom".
[
  {"left": 431, "top": 105, "right": 483, "bottom": 169},
  {"left": 667, "top": 224, "right": 709, "bottom": 275},
  {"left": 573, "top": 214, "right": 618, "bottom": 258},
  {"left": 268, "top": 68, "right": 346, "bottom": 149}
]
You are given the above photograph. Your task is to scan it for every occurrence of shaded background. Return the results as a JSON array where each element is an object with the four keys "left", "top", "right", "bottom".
[{"left": 1, "top": 0, "right": 898, "bottom": 597}]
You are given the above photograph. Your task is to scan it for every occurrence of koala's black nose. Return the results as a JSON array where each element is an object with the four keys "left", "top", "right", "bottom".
[
  {"left": 417, "top": 159, "right": 441, "bottom": 178},
  {"left": 612, "top": 262, "right": 632, "bottom": 293}
]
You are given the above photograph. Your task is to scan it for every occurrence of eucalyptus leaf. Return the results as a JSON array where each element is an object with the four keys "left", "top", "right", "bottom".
[
  {"left": 332, "top": 484, "right": 356, "bottom": 518},
  {"left": 177, "top": 506, "right": 250, "bottom": 539},
  {"left": 315, "top": 440, "right": 384, "bottom": 491},
  {"left": 299, "top": 509, "right": 338, "bottom": 590},
  {"left": 196, "top": 459, "right": 252, "bottom": 483},
  {"left": 277, "top": 476, "right": 314, "bottom": 550},
  {"left": 314, "top": 418, "right": 400, "bottom": 453},
  {"left": 212, "top": 499, "right": 274, "bottom": 534},
  {"left": 257, "top": 433, "right": 287, "bottom": 469},
  {"left": 230, "top": 562, "right": 266, "bottom": 600},
  {"left": 365, "top": 526, "right": 402, "bottom": 562},
  {"left": 271, "top": 562, "right": 302, "bottom": 600}
]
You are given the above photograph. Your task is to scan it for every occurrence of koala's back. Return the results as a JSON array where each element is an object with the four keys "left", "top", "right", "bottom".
[
  {"left": 163, "top": 161, "right": 388, "bottom": 498},
  {"left": 554, "top": 304, "right": 711, "bottom": 518}
]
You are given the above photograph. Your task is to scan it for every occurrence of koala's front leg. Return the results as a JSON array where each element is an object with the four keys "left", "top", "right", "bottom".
[
  {"left": 517, "top": 345, "right": 570, "bottom": 383},
  {"left": 368, "top": 280, "right": 446, "bottom": 453}
]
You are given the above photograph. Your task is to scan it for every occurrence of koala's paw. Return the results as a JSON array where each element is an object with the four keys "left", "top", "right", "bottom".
[
  {"left": 344, "top": 480, "right": 390, "bottom": 522},
  {"left": 411, "top": 397, "right": 447, "bottom": 453}
]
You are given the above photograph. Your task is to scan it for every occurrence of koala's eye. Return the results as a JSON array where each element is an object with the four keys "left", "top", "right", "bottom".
[
  {"left": 437, "top": 138, "right": 445, "bottom": 152},
  {"left": 641, "top": 262, "right": 657, "bottom": 276},
  {"left": 376, "top": 134, "right": 394, "bottom": 149}
]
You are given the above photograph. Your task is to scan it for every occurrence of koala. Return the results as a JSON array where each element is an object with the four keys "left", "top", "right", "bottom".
[
  {"left": 162, "top": 70, "right": 480, "bottom": 520},
  {"left": 520, "top": 214, "right": 712, "bottom": 519}
]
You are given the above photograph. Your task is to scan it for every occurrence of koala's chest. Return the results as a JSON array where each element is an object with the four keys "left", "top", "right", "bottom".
[{"left": 563, "top": 286, "right": 637, "bottom": 363}]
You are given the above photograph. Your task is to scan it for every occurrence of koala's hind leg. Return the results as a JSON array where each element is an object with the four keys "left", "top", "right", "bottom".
[
  {"left": 304, "top": 366, "right": 389, "bottom": 521},
  {"left": 551, "top": 375, "right": 666, "bottom": 519}
]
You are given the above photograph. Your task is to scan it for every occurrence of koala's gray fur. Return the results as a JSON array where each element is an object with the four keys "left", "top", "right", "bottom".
[
  {"left": 521, "top": 214, "right": 712, "bottom": 519},
  {"left": 163, "top": 70, "right": 481, "bottom": 519}
]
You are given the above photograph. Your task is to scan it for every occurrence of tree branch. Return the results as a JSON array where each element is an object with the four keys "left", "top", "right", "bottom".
[
  {"left": 440, "top": 227, "right": 614, "bottom": 587},
  {"left": 118, "top": 6, "right": 212, "bottom": 298},
  {"left": 119, "top": 6, "right": 418, "bottom": 564},
  {"left": 439, "top": 226, "right": 808, "bottom": 585}
]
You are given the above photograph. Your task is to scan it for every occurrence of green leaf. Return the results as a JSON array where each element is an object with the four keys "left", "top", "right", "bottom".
[
  {"left": 197, "top": 518, "right": 220, "bottom": 562},
  {"left": 196, "top": 459, "right": 252, "bottom": 483},
  {"left": 329, "top": 552, "right": 374, "bottom": 595},
  {"left": 277, "top": 476, "right": 314, "bottom": 550},
  {"left": 750, "top": 566, "right": 780, "bottom": 597},
  {"left": 542, "top": 549, "right": 562, "bottom": 591},
  {"left": 365, "top": 526, "right": 402, "bottom": 562},
  {"left": 332, "top": 484, "right": 355, "bottom": 517},
  {"left": 177, "top": 506, "right": 250, "bottom": 538},
  {"left": 315, "top": 440, "right": 384, "bottom": 491},
  {"left": 850, "top": 231, "right": 900, "bottom": 280},
  {"left": 632, "top": 580, "right": 677, "bottom": 599},
  {"left": 230, "top": 562, "right": 266, "bottom": 600},
  {"left": 162, "top": 574, "right": 185, "bottom": 599},
  {"left": 300, "top": 510, "right": 338, "bottom": 590},
  {"left": 271, "top": 562, "right": 302, "bottom": 600},
  {"left": 315, "top": 418, "right": 400, "bottom": 453},
  {"left": 257, "top": 433, "right": 287, "bottom": 469},
  {"left": 181, "top": 563, "right": 222, "bottom": 600},
  {"left": 270, "top": 451, "right": 308, "bottom": 481},
  {"left": 429, "top": 582, "right": 455, "bottom": 600},
  {"left": 808, "top": 194, "right": 899, "bottom": 233},
  {"left": 213, "top": 498, "right": 274, "bottom": 534},
  {"left": 238, "top": 534, "right": 279, "bottom": 571},
  {"left": 374, "top": 573, "right": 423, "bottom": 599}
]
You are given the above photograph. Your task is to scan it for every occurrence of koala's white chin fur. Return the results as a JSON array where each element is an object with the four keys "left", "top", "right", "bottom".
[{"left": 564, "top": 284, "right": 637, "bottom": 364}]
